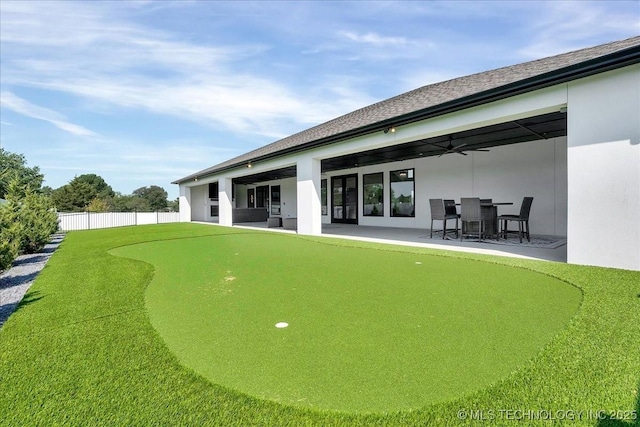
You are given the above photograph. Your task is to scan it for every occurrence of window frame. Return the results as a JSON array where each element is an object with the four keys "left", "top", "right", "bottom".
[
  {"left": 208, "top": 182, "right": 219, "bottom": 200},
  {"left": 390, "top": 168, "right": 415, "bottom": 218},
  {"left": 270, "top": 185, "right": 281, "bottom": 216},
  {"left": 362, "top": 172, "right": 384, "bottom": 216}
]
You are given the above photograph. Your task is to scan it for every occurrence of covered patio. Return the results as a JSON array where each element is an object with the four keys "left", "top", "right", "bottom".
[{"left": 188, "top": 108, "right": 571, "bottom": 265}]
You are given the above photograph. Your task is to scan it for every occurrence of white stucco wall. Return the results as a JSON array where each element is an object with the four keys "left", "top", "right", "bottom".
[
  {"left": 190, "top": 184, "right": 207, "bottom": 222},
  {"left": 218, "top": 177, "right": 233, "bottom": 226},
  {"left": 567, "top": 65, "right": 640, "bottom": 271},
  {"left": 296, "top": 156, "right": 322, "bottom": 235},
  {"left": 235, "top": 184, "right": 248, "bottom": 208},
  {"left": 280, "top": 178, "right": 298, "bottom": 219},
  {"left": 179, "top": 185, "right": 191, "bottom": 222}
]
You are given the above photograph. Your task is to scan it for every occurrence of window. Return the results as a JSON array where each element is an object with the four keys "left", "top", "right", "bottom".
[
  {"left": 208, "top": 182, "right": 219, "bottom": 200},
  {"left": 270, "top": 185, "right": 281, "bottom": 215},
  {"left": 256, "top": 185, "right": 269, "bottom": 208},
  {"left": 390, "top": 169, "right": 414, "bottom": 217},
  {"left": 363, "top": 173, "right": 383, "bottom": 216},
  {"left": 210, "top": 205, "right": 219, "bottom": 216},
  {"left": 321, "top": 179, "right": 327, "bottom": 215}
]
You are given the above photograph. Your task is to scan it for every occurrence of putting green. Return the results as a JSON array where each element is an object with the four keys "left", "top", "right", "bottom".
[{"left": 111, "top": 233, "right": 581, "bottom": 413}]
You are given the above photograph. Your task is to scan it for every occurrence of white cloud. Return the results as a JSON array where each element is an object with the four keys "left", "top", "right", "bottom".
[
  {"left": 516, "top": 1, "right": 640, "bottom": 59},
  {"left": 0, "top": 1, "right": 373, "bottom": 139},
  {"left": 0, "top": 92, "right": 97, "bottom": 137},
  {"left": 36, "top": 135, "right": 240, "bottom": 197},
  {"left": 339, "top": 31, "right": 408, "bottom": 47}
]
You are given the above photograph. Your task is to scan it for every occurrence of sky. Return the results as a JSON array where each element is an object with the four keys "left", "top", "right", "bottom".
[{"left": 1, "top": 1, "right": 638, "bottom": 200}]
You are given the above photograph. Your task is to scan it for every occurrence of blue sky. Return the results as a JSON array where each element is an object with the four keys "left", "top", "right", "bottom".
[{"left": 1, "top": 1, "right": 638, "bottom": 200}]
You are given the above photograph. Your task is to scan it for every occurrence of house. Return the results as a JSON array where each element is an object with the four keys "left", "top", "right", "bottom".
[{"left": 173, "top": 36, "right": 640, "bottom": 271}]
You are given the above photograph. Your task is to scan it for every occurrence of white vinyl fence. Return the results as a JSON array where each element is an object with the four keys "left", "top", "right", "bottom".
[{"left": 58, "top": 211, "right": 180, "bottom": 231}]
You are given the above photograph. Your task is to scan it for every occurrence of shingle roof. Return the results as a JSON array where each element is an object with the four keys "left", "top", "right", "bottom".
[{"left": 174, "top": 36, "right": 640, "bottom": 184}]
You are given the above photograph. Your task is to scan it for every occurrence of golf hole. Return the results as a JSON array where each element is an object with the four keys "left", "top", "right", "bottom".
[{"left": 275, "top": 322, "right": 289, "bottom": 328}]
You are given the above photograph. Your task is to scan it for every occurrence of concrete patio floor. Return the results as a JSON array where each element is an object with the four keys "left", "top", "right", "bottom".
[{"left": 229, "top": 221, "right": 567, "bottom": 263}]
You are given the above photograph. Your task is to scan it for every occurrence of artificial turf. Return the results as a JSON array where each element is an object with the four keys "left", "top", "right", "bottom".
[
  {"left": 0, "top": 223, "right": 638, "bottom": 426},
  {"left": 112, "top": 233, "right": 581, "bottom": 412}
]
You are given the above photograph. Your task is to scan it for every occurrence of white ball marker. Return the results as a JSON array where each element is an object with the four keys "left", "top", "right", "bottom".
[{"left": 275, "top": 322, "right": 289, "bottom": 328}]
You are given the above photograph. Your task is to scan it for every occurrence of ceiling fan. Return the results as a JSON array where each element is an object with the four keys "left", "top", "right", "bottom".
[{"left": 434, "top": 136, "right": 490, "bottom": 157}]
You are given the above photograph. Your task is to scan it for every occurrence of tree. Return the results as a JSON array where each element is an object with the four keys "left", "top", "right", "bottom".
[
  {"left": 0, "top": 226, "right": 20, "bottom": 271},
  {"left": 52, "top": 174, "right": 114, "bottom": 212},
  {"left": 167, "top": 197, "right": 179, "bottom": 212},
  {"left": 86, "top": 197, "right": 110, "bottom": 212},
  {"left": 0, "top": 153, "right": 57, "bottom": 271},
  {"left": 111, "top": 193, "right": 150, "bottom": 212},
  {"left": 132, "top": 185, "right": 168, "bottom": 211},
  {"left": 0, "top": 148, "right": 44, "bottom": 198},
  {"left": 0, "top": 180, "right": 58, "bottom": 259},
  {"left": 0, "top": 196, "right": 22, "bottom": 270},
  {"left": 52, "top": 180, "right": 97, "bottom": 212},
  {"left": 74, "top": 174, "right": 115, "bottom": 199},
  {"left": 41, "top": 186, "right": 54, "bottom": 197}
]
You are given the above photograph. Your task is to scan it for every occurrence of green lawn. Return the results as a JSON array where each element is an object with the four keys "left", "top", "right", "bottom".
[
  {"left": 112, "top": 233, "right": 580, "bottom": 413},
  {"left": 1, "top": 223, "right": 638, "bottom": 426}
]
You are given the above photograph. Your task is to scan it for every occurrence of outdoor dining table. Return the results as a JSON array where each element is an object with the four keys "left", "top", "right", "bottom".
[
  {"left": 456, "top": 201, "right": 514, "bottom": 239},
  {"left": 481, "top": 202, "right": 513, "bottom": 239}
]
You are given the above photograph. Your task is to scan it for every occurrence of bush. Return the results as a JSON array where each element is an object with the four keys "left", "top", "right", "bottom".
[
  {"left": 0, "top": 204, "right": 23, "bottom": 271},
  {"left": 0, "top": 231, "right": 20, "bottom": 271},
  {"left": 15, "top": 188, "right": 59, "bottom": 253},
  {"left": 0, "top": 181, "right": 59, "bottom": 267}
]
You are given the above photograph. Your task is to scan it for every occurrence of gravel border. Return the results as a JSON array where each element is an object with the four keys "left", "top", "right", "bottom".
[{"left": 0, "top": 234, "right": 64, "bottom": 328}]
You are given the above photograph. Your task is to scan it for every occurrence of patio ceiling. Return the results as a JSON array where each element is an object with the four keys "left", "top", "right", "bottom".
[
  {"left": 321, "top": 111, "right": 566, "bottom": 172},
  {"left": 233, "top": 111, "right": 566, "bottom": 184},
  {"left": 233, "top": 165, "right": 297, "bottom": 185}
]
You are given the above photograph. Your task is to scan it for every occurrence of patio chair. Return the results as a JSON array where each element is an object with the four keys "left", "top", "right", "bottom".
[
  {"left": 498, "top": 197, "right": 534, "bottom": 243},
  {"left": 444, "top": 199, "right": 460, "bottom": 218},
  {"left": 460, "top": 197, "right": 484, "bottom": 241},
  {"left": 429, "top": 198, "right": 459, "bottom": 239}
]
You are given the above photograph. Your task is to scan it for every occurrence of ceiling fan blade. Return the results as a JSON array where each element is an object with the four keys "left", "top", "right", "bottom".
[
  {"left": 455, "top": 143, "right": 469, "bottom": 150},
  {"left": 457, "top": 151, "right": 468, "bottom": 156}
]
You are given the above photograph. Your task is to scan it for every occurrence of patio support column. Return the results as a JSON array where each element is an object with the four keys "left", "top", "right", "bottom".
[
  {"left": 297, "top": 155, "right": 322, "bottom": 235},
  {"left": 179, "top": 185, "right": 191, "bottom": 222},
  {"left": 218, "top": 177, "right": 233, "bottom": 227}
]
